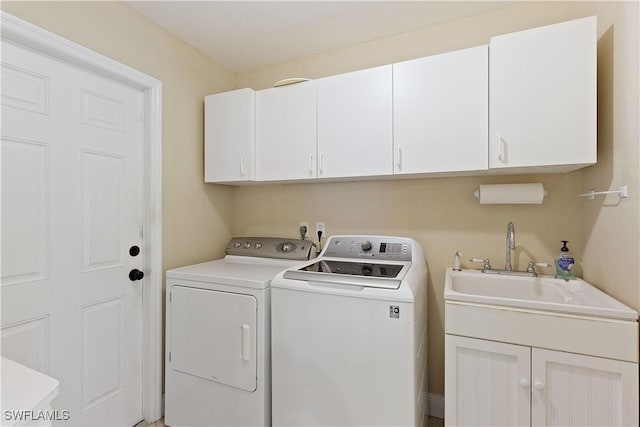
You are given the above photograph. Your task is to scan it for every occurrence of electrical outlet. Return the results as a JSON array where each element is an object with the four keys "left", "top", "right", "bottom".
[
  {"left": 315, "top": 221, "right": 326, "bottom": 236},
  {"left": 299, "top": 222, "right": 309, "bottom": 239}
]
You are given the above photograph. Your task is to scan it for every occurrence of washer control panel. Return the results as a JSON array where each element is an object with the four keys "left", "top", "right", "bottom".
[
  {"left": 225, "top": 237, "right": 315, "bottom": 260},
  {"left": 323, "top": 236, "right": 412, "bottom": 261}
]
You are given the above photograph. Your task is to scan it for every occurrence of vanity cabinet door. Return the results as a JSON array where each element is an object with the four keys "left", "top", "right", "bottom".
[
  {"left": 531, "top": 348, "right": 639, "bottom": 427},
  {"left": 256, "top": 81, "right": 317, "bottom": 181},
  {"left": 317, "top": 64, "right": 393, "bottom": 179},
  {"left": 204, "top": 88, "right": 256, "bottom": 183},
  {"left": 445, "top": 335, "right": 531, "bottom": 427},
  {"left": 489, "top": 16, "right": 596, "bottom": 172},
  {"left": 393, "top": 46, "right": 488, "bottom": 175}
]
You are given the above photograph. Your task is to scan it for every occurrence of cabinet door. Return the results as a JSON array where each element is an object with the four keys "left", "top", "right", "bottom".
[
  {"left": 394, "top": 46, "right": 488, "bottom": 174},
  {"left": 531, "top": 348, "right": 639, "bottom": 427},
  {"left": 204, "top": 88, "right": 255, "bottom": 182},
  {"left": 317, "top": 65, "right": 392, "bottom": 179},
  {"left": 256, "top": 81, "right": 317, "bottom": 181},
  {"left": 489, "top": 16, "right": 596, "bottom": 171},
  {"left": 445, "top": 335, "right": 531, "bottom": 427}
]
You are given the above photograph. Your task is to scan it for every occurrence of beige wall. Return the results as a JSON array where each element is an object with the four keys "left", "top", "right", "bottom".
[
  {"left": 3, "top": 0, "right": 637, "bottom": 402},
  {"left": 234, "top": 1, "right": 640, "bottom": 396},
  {"left": 1, "top": 1, "right": 237, "bottom": 271},
  {"left": 580, "top": 1, "right": 640, "bottom": 314}
]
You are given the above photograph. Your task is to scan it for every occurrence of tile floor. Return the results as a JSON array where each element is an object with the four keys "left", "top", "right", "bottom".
[{"left": 141, "top": 417, "right": 445, "bottom": 427}]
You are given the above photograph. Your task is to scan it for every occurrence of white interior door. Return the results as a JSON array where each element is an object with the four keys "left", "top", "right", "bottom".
[{"left": 1, "top": 39, "right": 144, "bottom": 426}]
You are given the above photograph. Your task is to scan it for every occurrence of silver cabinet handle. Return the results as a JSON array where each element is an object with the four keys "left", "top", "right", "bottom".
[{"left": 498, "top": 135, "right": 507, "bottom": 164}]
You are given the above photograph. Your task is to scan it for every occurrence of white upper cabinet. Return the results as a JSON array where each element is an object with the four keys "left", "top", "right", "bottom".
[
  {"left": 204, "top": 17, "right": 598, "bottom": 184},
  {"left": 394, "top": 46, "right": 488, "bottom": 175},
  {"left": 317, "top": 65, "right": 393, "bottom": 179},
  {"left": 204, "top": 88, "right": 255, "bottom": 183},
  {"left": 256, "top": 81, "right": 317, "bottom": 181},
  {"left": 489, "top": 16, "right": 597, "bottom": 172}
]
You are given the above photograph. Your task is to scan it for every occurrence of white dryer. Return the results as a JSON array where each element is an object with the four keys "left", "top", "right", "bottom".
[
  {"left": 164, "top": 237, "right": 315, "bottom": 427},
  {"left": 271, "top": 235, "right": 428, "bottom": 427}
]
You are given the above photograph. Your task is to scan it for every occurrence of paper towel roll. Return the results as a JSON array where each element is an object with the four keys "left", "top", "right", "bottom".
[{"left": 475, "top": 183, "right": 546, "bottom": 204}]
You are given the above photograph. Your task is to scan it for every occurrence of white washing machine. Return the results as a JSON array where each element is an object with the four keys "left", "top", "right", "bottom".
[
  {"left": 271, "top": 235, "right": 428, "bottom": 427},
  {"left": 164, "top": 237, "right": 315, "bottom": 427}
]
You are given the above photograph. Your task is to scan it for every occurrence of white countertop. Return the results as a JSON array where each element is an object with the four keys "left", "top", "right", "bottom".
[{"left": 1, "top": 357, "right": 60, "bottom": 426}]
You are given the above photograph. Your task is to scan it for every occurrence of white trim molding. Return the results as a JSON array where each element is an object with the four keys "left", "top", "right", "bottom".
[
  {"left": 1, "top": 11, "right": 164, "bottom": 423},
  {"left": 425, "top": 392, "right": 445, "bottom": 420}
]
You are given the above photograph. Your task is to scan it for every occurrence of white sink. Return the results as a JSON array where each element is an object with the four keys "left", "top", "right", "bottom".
[{"left": 444, "top": 268, "right": 638, "bottom": 321}]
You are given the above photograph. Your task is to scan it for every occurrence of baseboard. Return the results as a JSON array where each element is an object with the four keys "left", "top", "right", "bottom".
[{"left": 424, "top": 392, "right": 444, "bottom": 419}]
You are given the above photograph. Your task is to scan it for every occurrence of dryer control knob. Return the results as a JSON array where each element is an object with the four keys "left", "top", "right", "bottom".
[
  {"left": 244, "top": 241, "right": 252, "bottom": 249},
  {"left": 281, "top": 242, "right": 292, "bottom": 252},
  {"left": 361, "top": 241, "right": 373, "bottom": 252}
]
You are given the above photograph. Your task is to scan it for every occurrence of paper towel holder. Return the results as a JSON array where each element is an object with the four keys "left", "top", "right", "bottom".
[{"left": 473, "top": 183, "right": 548, "bottom": 204}]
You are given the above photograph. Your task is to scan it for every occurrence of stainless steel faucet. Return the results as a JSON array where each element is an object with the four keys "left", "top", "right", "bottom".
[{"left": 505, "top": 222, "right": 516, "bottom": 271}]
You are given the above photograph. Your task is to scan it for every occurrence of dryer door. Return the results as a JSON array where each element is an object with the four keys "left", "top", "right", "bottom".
[{"left": 170, "top": 285, "right": 257, "bottom": 392}]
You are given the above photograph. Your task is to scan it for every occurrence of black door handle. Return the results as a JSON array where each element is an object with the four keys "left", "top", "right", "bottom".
[{"left": 129, "top": 269, "right": 144, "bottom": 281}]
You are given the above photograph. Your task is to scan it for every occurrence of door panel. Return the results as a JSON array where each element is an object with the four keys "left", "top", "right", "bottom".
[
  {"left": 0, "top": 315, "right": 50, "bottom": 374},
  {"left": 445, "top": 335, "right": 531, "bottom": 427},
  {"left": 170, "top": 286, "right": 258, "bottom": 392},
  {"left": 81, "top": 151, "right": 124, "bottom": 272},
  {"left": 1, "top": 40, "right": 144, "bottom": 426},
  {"left": 1, "top": 137, "right": 50, "bottom": 285},
  {"left": 531, "top": 348, "right": 639, "bottom": 427}
]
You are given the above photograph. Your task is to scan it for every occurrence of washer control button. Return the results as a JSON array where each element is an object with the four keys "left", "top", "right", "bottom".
[
  {"left": 361, "top": 241, "right": 373, "bottom": 252},
  {"left": 255, "top": 242, "right": 262, "bottom": 249},
  {"left": 234, "top": 241, "right": 242, "bottom": 248},
  {"left": 244, "top": 241, "right": 252, "bottom": 249}
]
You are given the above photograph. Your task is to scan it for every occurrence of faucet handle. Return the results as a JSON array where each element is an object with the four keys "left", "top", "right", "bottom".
[
  {"left": 527, "top": 261, "right": 550, "bottom": 273},
  {"left": 470, "top": 258, "right": 492, "bottom": 272}
]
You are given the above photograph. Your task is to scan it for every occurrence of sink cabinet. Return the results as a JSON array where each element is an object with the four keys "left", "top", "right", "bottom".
[
  {"left": 489, "top": 16, "right": 596, "bottom": 172},
  {"left": 446, "top": 335, "right": 639, "bottom": 426}
]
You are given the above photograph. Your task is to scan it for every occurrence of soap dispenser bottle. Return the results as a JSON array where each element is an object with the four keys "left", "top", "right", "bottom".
[{"left": 555, "top": 240, "right": 575, "bottom": 280}]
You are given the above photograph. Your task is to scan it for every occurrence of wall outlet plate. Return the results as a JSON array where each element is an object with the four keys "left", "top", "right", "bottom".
[{"left": 299, "top": 222, "right": 309, "bottom": 239}]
